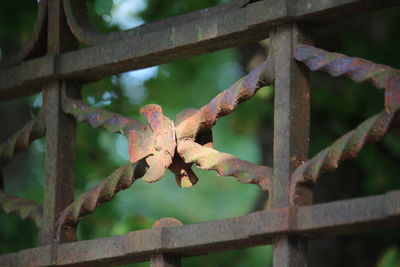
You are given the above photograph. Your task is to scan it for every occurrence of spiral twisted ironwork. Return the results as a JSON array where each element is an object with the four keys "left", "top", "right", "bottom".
[
  {"left": 56, "top": 163, "right": 141, "bottom": 240},
  {"left": 57, "top": 59, "right": 274, "bottom": 235},
  {"left": 295, "top": 44, "right": 400, "bottom": 113},
  {"left": 0, "top": 191, "right": 43, "bottom": 228},
  {"left": 0, "top": 109, "right": 45, "bottom": 166},
  {"left": 175, "top": 59, "right": 273, "bottom": 140},
  {"left": 178, "top": 140, "right": 272, "bottom": 191},
  {"left": 62, "top": 95, "right": 145, "bottom": 138},
  {"left": 291, "top": 110, "right": 400, "bottom": 202}
]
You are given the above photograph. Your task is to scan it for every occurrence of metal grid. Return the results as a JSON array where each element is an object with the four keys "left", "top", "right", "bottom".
[{"left": 1, "top": 0, "right": 400, "bottom": 266}]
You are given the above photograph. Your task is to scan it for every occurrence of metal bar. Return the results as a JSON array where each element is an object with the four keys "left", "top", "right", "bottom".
[
  {"left": 40, "top": 81, "right": 77, "bottom": 244},
  {"left": 0, "top": 191, "right": 43, "bottom": 228},
  {"left": 294, "top": 44, "right": 400, "bottom": 114},
  {"left": 0, "top": 109, "right": 45, "bottom": 166},
  {"left": 177, "top": 140, "right": 272, "bottom": 191},
  {"left": 1, "top": 192, "right": 399, "bottom": 266},
  {"left": 1, "top": 0, "right": 400, "bottom": 99},
  {"left": 39, "top": 0, "right": 78, "bottom": 245},
  {"left": 55, "top": 163, "right": 138, "bottom": 241},
  {"left": 174, "top": 59, "right": 272, "bottom": 140},
  {"left": 273, "top": 236, "right": 308, "bottom": 267},
  {"left": 61, "top": 92, "right": 145, "bottom": 137},
  {"left": 0, "top": 0, "right": 48, "bottom": 68},
  {"left": 0, "top": 0, "right": 398, "bottom": 266},
  {"left": 270, "top": 22, "right": 313, "bottom": 266},
  {"left": 150, "top": 218, "right": 183, "bottom": 267},
  {"left": 62, "top": 0, "right": 249, "bottom": 46},
  {"left": 291, "top": 110, "right": 399, "bottom": 204},
  {"left": 150, "top": 254, "right": 181, "bottom": 267},
  {"left": 53, "top": 56, "right": 275, "bottom": 234},
  {"left": 295, "top": 191, "right": 400, "bottom": 236}
]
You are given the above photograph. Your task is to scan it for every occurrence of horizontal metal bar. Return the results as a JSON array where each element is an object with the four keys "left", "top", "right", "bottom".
[
  {"left": 295, "top": 191, "right": 400, "bottom": 236},
  {"left": 295, "top": 0, "right": 400, "bottom": 22},
  {"left": 1, "top": 191, "right": 399, "bottom": 266},
  {"left": 1, "top": 0, "right": 399, "bottom": 99},
  {"left": 0, "top": 55, "right": 55, "bottom": 100}
]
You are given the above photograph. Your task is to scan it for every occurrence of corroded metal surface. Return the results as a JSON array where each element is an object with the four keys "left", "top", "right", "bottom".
[
  {"left": 62, "top": 92, "right": 146, "bottom": 137},
  {"left": 173, "top": 59, "right": 273, "bottom": 189},
  {"left": 57, "top": 60, "right": 274, "bottom": 234},
  {"left": 177, "top": 140, "right": 272, "bottom": 191},
  {"left": 0, "top": 191, "right": 42, "bottom": 228},
  {"left": 2, "top": 191, "right": 400, "bottom": 266},
  {"left": 175, "top": 60, "right": 273, "bottom": 139},
  {"left": 0, "top": 109, "right": 45, "bottom": 166},
  {"left": 63, "top": 0, "right": 101, "bottom": 46},
  {"left": 0, "top": 0, "right": 48, "bottom": 68},
  {"left": 295, "top": 44, "right": 400, "bottom": 113},
  {"left": 150, "top": 218, "right": 183, "bottom": 267},
  {"left": 270, "top": 24, "right": 312, "bottom": 267},
  {"left": 2, "top": 0, "right": 400, "bottom": 266},
  {"left": 0, "top": 108, "right": 45, "bottom": 232},
  {"left": 152, "top": 217, "right": 183, "bottom": 229},
  {"left": 63, "top": 0, "right": 242, "bottom": 46},
  {"left": 133, "top": 105, "right": 175, "bottom": 183},
  {"left": 55, "top": 163, "right": 138, "bottom": 240},
  {"left": 291, "top": 111, "right": 399, "bottom": 202},
  {"left": 2, "top": 1, "right": 400, "bottom": 99},
  {"left": 291, "top": 44, "right": 400, "bottom": 205},
  {"left": 61, "top": 59, "right": 274, "bottom": 188},
  {"left": 39, "top": 1, "right": 81, "bottom": 244}
]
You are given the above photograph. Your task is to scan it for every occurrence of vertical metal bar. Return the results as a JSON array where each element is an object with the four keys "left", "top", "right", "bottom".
[
  {"left": 39, "top": 0, "right": 78, "bottom": 245},
  {"left": 150, "top": 254, "right": 182, "bottom": 267},
  {"left": 150, "top": 218, "right": 182, "bottom": 267},
  {"left": 270, "top": 22, "right": 313, "bottom": 266}
]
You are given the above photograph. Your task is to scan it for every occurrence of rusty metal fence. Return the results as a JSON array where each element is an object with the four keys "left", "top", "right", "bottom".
[{"left": 1, "top": 0, "right": 400, "bottom": 266}]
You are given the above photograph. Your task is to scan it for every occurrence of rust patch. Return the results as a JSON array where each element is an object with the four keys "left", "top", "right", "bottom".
[
  {"left": 57, "top": 59, "right": 274, "bottom": 237},
  {"left": 0, "top": 191, "right": 43, "bottom": 228},
  {"left": 0, "top": 109, "right": 45, "bottom": 166},
  {"left": 295, "top": 44, "right": 400, "bottom": 113},
  {"left": 291, "top": 111, "right": 399, "bottom": 204}
]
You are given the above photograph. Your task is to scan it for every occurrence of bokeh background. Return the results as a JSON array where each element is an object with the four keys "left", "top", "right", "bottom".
[{"left": 0, "top": 0, "right": 399, "bottom": 266}]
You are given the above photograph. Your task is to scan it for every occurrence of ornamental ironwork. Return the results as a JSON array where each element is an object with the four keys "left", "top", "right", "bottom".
[{"left": 0, "top": 0, "right": 399, "bottom": 266}]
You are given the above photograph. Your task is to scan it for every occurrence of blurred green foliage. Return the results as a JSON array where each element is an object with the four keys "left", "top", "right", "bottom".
[
  {"left": 0, "top": 1, "right": 399, "bottom": 266},
  {"left": 94, "top": 0, "right": 113, "bottom": 16},
  {"left": 0, "top": 0, "right": 37, "bottom": 58},
  {"left": 378, "top": 247, "right": 400, "bottom": 267}
]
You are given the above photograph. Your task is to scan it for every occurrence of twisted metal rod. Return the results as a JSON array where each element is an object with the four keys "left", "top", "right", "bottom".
[
  {"left": 291, "top": 110, "right": 400, "bottom": 202},
  {"left": 173, "top": 58, "right": 274, "bottom": 189},
  {"left": 56, "top": 163, "right": 143, "bottom": 240},
  {"left": 295, "top": 44, "right": 400, "bottom": 113},
  {"left": 62, "top": 94, "right": 145, "bottom": 138},
  {"left": 0, "top": 190, "right": 43, "bottom": 228},
  {"left": 56, "top": 59, "right": 275, "bottom": 235},
  {"left": 175, "top": 58, "right": 273, "bottom": 140},
  {"left": 178, "top": 140, "right": 272, "bottom": 191},
  {"left": 0, "top": 109, "right": 45, "bottom": 166}
]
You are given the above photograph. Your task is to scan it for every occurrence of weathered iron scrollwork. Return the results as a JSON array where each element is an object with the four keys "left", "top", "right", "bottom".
[
  {"left": 0, "top": 191, "right": 43, "bottom": 228},
  {"left": 291, "top": 45, "right": 400, "bottom": 204},
  {"left": 0, "top": 109, "right": 45, "bottom": 227},
  {"left": 56, "top": 58, "right": 274, "bottom": 239},
  {"left": 0, "top": 0, "right": 48, "bottom": 68}
]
